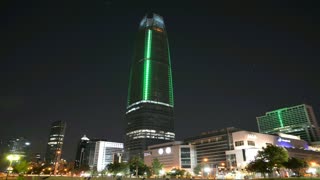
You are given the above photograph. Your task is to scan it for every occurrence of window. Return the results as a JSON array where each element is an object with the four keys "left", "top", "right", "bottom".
[
  {"left": 235, "top": 141, "right": 244, "bottom": 147},
  {"left": 247, "top": 141, "right": 255, "bottom": 146}
]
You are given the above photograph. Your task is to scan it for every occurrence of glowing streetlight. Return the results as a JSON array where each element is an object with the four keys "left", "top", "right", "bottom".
[
  {"left": 7, "top": 154, "right": 20, "bottom": 161},
  {"left": 6, "top": 154, "right": 20, "bottom": 180},
  {"left": 310, "top": 161, "right": 317, "bottom": 166},
  {"left": 204, "top": 167, "right": 211, "bottom": 173},
  {"left": 159, "top": 169, "right": 165, "bottom": 175},
  {"left": 204, "top": 158, "right": 208, "bottom": 162}
]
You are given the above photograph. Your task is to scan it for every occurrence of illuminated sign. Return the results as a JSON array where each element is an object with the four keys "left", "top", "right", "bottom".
[
  {"left": 165, "top": 147, "right": 171, "bottom": 154},
  {"left": 247, "top": 134, "right": 257, "bottom": 139},
  {"left": 277, "top": 137, "right": 291, "bottom": 143},
  {"left": 158, "top": 148, "right": 164, "bottom": 155}
]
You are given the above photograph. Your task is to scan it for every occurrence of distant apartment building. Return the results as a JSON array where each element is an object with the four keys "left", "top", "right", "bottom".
[
  {"left": 144, "top": 141, "right": 197, "bottom": 174},
  {"left": 45, "top": 120, "right": 66, "bottom": 164},
  {"left": 257, "top": 104, "right": 320, "bottom": 143}
]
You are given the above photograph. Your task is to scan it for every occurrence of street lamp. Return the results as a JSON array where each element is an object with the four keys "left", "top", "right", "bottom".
[
  {"left": 204, "top": 167, "right": 211, "bottom": 179},
  {"left": 202, "top": 158, "right": 209, "bottom": 178},
  {"left": 6, "top": 154, "right": 20, "bottom": 180}
]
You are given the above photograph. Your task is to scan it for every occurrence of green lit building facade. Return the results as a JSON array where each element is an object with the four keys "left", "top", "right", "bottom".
[
  {"left": 257, "top": 104, "right": 320, "bottom": 143},
  {"left": 125, "top": 14, "right": 175, "bottom": 160}
]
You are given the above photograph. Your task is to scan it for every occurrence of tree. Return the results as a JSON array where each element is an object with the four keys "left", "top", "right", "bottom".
[
  {"left": 246, "top": 145, "right": 289, "bottom": 178},
  {"left": 246, "top": 159, "right": 271, "bottom": 178},
  {"left": 168, "top": 168, "right": 186, "bottom": 178},
  {"left": 283, "top": 157, "right": 307, "bottom": 176},
  {"left": 193, "top": 164, "right": 202, "bottom": 176},
  {"left": 107, "top": 162, "right": 128, "bottom": 177},
  {"left": 151, "top": 158, "right": 163, "bottom": 177},
  {"left": 73, "top": 164, "right": 90, "bottom": 175},
  {"left": 14, "top": 160, "right": 29, "bottom": 174},
  {"left": 128, "top": 156, "right": 146, "bottom": 177},
  {"left": 256, "top": 145, "right": 288, "bottom": 169}
]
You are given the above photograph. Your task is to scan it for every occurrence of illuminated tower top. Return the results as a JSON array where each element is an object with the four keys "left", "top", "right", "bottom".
[
  {"left": 127, "top": 13, "right": 174, "bottom": 108},
  {"left": 139, "top": 13, "right": 165, "bottom": 29}
]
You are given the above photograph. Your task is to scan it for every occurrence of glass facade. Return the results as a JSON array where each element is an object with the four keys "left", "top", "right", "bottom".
[
  {"left": 85, "top": 140, "right": 123, "bottom": 172},
  {"left": 45, "top": 120, "right": 66, "bottom": 164},
  {"left": 257, "top": 104, "right": 320, "bottom": 143},
  {"left": 125, "top": 13, "right": 175, "bottom": 160}
]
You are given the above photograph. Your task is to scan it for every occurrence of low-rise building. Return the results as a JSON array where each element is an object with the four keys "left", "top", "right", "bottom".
[
  {"left": 144, "top": 141, "right": 197, "bottom": 174},
  {"left": 225, "top": 130, "right": 317, "bottom": 169}
]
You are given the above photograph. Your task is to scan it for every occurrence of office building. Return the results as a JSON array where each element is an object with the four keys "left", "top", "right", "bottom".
[
  {"left": 184, "top": 127, "right": 241, "bottom": 169},
  {"left": 125, "top": 13, "right": 175, "bottom": 160},
  {"left": 74, "top": 135, "right": 90, "bottom": 169},
  {"left": 257, "top": 104, "right": 320, "bottom": 143},
  {"left": 7, "top": 137, "right": 31, "bottom": 158},
  {"left": 144, "top": 141, "right": 197, "bottom": 175},
  {"left": 45, "top": 120, "right": 66, "bottom": 164},
  {"left": 86, "top": 139, "right": 123, "bottom": 172}
]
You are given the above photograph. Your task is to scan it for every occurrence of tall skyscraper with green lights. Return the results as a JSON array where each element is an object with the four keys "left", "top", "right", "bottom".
[
  {"left": 257, "top": 104, "right": 320, "bottom": 143},
  {"left": 125, "top": 13, "right": 175, "bottom": 160}
]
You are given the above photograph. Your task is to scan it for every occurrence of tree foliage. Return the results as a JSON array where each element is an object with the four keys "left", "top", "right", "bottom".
[
  {"left": 283, "top": 157, "right": 307, "bottom": 176},
  {"left": 246, "top": 145, "right": 289, "bottom": 177},
  {"left": 128, "top": 156, "right": 150, "bottom": 177},
  {"left": 168, "top": 168, "right": 186, "bottom": 178},
  {"left": 107, "top": 162, "right": 128, "bottom": 176},
  {"left": 151, "top": 158, "right": 163, "bottom": 176},
  {"left": 246, "top": 159, "right": 271, "bottom": 177},
  {"left": 193, "top": 164, "right": 202, "bottom": 175},
  {"left": 14, "top": 160, "right": 29, "bottom": 174},
  {"left": 257, "top": 145, "right": 288, "bottom": 168}
]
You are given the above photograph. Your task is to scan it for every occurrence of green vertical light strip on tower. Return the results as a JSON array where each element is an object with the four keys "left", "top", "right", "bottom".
[
  {"left": 167, "top": 39, "right": 174, "bottom": 106},
  {"left": 277, "top": 110, "right": 284, "bottom": 127},
  {"left": 143, "top": 29, "right": 152, "bottom": 100}
]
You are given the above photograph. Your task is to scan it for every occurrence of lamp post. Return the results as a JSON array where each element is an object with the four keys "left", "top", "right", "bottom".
[{"left": 6, "top": 154, "right": 20, "bottom": 180}]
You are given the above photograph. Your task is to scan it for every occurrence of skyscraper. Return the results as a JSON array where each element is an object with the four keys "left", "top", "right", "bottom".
[
  {"left": 74, "top": 135, "right": 90, "bottom": 170},
  {"left": 257, "top": 104, "right": 320, "bottom": 143},
  {"left": 45, "top": 120, "right": 66, "bottom": 164},
  {"left": 125, "top": 13, "right": 175, "bottom": 160}
]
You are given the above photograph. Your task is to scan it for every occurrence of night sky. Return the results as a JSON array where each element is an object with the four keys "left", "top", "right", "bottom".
[{"left": 1, "top": 0, "right": 320, "bottom": 161}]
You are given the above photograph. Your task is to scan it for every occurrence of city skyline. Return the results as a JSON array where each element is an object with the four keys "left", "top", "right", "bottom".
[{"left": 1, "top": 1, "right": 320, "bottom": 161}]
